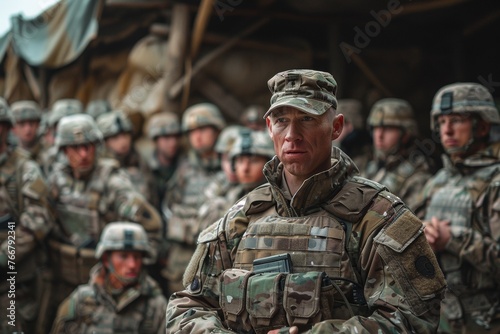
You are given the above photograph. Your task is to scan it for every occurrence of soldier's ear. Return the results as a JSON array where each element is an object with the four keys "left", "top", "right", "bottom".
[
  {"left": 266, "top": 117, "right": 273, "bottom": 140},
  {"left": 332, "top": 113, "right": 344, "bottom": 140}
]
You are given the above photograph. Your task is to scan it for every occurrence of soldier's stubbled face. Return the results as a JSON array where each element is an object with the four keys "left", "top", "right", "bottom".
[{"left": 64, "top": 143, "right": 96, "bottom": 172}]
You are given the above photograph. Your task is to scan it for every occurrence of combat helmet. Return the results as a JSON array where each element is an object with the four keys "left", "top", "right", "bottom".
[
  {"left": 368, "top": 98, "right": 418, "bottom": 137},
  {"left": 48, "top": 99, "right": 83, "bottom": 128},
  {"left": 430, "top": 82, "right": 500, "bottom": 130},
  {"left": 214, "top": 125, "right": 248, "bottom": 155},
  {"left": 240, "top": 105, "right": 266, "bottom": 129},
  {"left": 96, "top": 111, "right": 133, "bottom": 139},
  {"left": 229, "top": 130, "right": 275, "bottom": 163},
  {"left": 95, "top": 222, "right": 152, "bottom": 260},
  {"left": 11, "top": 100, "right": 42, "bottom": 123},
  {"left": 0, "top": 97, "right": 13, "bottom": 126},
  {"left": 182, "top": 103, "right": 226, "bottom": 132},
  {"left": 146, "top": 112, "right": 181, "bottom": 139},
  {"left": 55, "top": 114, "right": 102, "bottom": 149},
  {"left": 337, "top": 99, "right": 364, "bottom": 130},
  {"left": 86, "top": 99, "right": 111, "bottom": 120}
]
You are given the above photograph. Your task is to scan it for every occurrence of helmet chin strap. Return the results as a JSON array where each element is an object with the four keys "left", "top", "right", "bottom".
[
  {"left": 107, "top": 260, "right": 138, "bottom": 286},
  {"left": 443, "top": 118, "right": 478, "bottom": 158}
]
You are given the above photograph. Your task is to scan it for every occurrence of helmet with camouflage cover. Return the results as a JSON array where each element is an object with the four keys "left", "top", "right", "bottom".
[
  {"left": 368, "top": 98, "right": 418, "bottom": 137},
  {"left": 48, "top": 99, "right": 83, "bottom": 127},
  {"left": 337, "top": 99, "right": 364, "bottom": 130},
  {"left": 147, "top": 112, "right": 181, "bottom": 139},
  {"left": 229, "top": 130, "right": 275, "bottom": 162},
  {"left": 214, "top": 125, "right": 247, "bottom": 154},
  {"left": 96, "top": 111, "right": 133, "bottom": 139},
  {"left": 182, "top": 103, "right": 226, "bottom": 132},
  {"left": 55, "top": 114, "right": 102, "bottom": 149},
  {"left": 11, "top": 100, "right": 43, "bottom": 123},
  {"left": 240, "top": 105, "right": 266, "bottom": 129},
  {"left": 0, "top": 97, "right": 13, "bottom": 126},
  {"left": 86, "top": 99, "right": 111, "bottom": 120},
  {"left": 430, "top": 82, "right": 500, "bottom": 130},
  {"left": 95, "top": 222, "right": 152, "bottom": 260}
]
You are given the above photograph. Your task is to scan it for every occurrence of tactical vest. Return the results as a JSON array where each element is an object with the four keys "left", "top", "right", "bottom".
[
  {"left": 365, "top": 156, "right": 418, "bottom": 195},
  {"left": 424, "top": 164, "right": 499, "bottom": 294},
  {"left": 49, "top": 159, "right": 121, "bottom": 286}
]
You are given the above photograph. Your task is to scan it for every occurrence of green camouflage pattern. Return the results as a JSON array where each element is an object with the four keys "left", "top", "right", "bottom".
[
  {"left": 336, "top": 99, "right": 364, "bottom": 129},
  {"left": 414, "top": 141, "right": 500, "bottom": 332},
  {"left": 48, "top": 99, "right": 83, "bottom": 127},
  {"left": 430, "top": 82, "right": 500, "bottom": 129},
  {"left": 55, "top": 114, "right": 102, "bottom": 149},
  {"left": 166, "top": 147, "right": 446, "bottom": 333},
  {"left": 146, "top": 112, "right": 181, "bottom": 139},
  {"left": 96, "top": 111, "right": 133, "bottom": 138},
  {"left": 181, "top": 103, "right": 226, "bottom": 132},
  {"left": 95, "top": 222, "right": 152, "bottom": 259},
  {"left": 228, "top": 129, "right": 275, "bottom": 161},
  {"left": 368, "top": 98, "right": 418, "bottom": 137},
  {"left": 50, "top": 263, "right": 167, "bottom": 334},
  {"left": 0, "top": 97, "right": 13, "bottom": 125},
  {"left": 11, "top": 100, "right": 42, "bottom": 122},
  {"left": 85, "top": 99, "right": 111, "bottom": 120},
  {"left": 265, "top": 69, "right": 338, "bottom": 118}
]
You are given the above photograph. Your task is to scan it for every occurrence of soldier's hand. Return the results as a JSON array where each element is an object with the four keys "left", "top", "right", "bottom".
[
  {"left": 423, "top": 217, "right": 440, "bottom": 245},
  {"left": 268, "top": 326, "right": 299, "bottom": 334},
  {"left": 424, "top": 217, "right": 450, "bottom": 252}
]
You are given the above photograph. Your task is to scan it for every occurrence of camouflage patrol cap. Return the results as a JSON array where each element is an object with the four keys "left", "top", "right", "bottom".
[
  {"left": 96, "top": 111, "right": 133, "bottom": 139},
  {"left": 11, "top": 100, "right": 42, "bottom": 122},
  {"left": 265, "top": 69, "right": 338, "bottom": 118},
  {"left": 48, "top": 99, "right": 83, "bottom": 127},
  {"left": 86, "top": 99, "right": 111, "bottom": 120},
  {"left": 147, "top": 112, "right": 181, "bottom": 139},
  {"left": 95, "top": 222, "right": 152, "bottom": 260},
  {"left": 337, "top": 99, "right": 364, "bottom": 129},
  {"left": 0, "top": 97, "right": 13, "bottom": 126},
  {"left": 214, "top": 125, "right": 247, "bottom": 154},
  {"left": 368, "top": 98, "right": 418, "bottom": 137},
  {"left": 55, "top": 114, "right": 102, "bottom": 149},
  {"left": 229, "top": 130, "right": 275, "bottom": 161},
  {"left": 182, "top": 103, "right": 226, "bottom": 132},
  {"left": 430, "top": 82, "right": 500, "bottom": 129}
]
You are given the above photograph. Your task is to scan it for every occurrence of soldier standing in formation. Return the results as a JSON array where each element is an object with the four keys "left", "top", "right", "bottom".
[
  {"left": 0, "top": 98, "right": 52, "bottom": 333},
  {"left": 416, "top": 82, "right": 500, "bottom": 333},
  {"left": 166, "top": 69, "right": 446, "bottom": 333},
  {"left": 51, "top": 222, "right": 167, "bottom": 334},
  {"left": 363, "top": 98, "right": 435, "bottom": 210}
]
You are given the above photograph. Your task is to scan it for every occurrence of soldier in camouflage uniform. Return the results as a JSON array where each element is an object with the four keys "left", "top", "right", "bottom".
[
  {"left": 11, "top": 100, "right": 44, "bottom": 163},
  {"left": 415, "top": 82, "right": 500, "bottom": 333},
  {"left": 0, "top": 97, "right": 52, "bottom": 333},
  {"left": 363, "top": 98, "right": 434, "bottom": 210},
  {"left": 161, "top": 102, "right": 226, "bottom": 294},
  {"left": 85, "top": 99, "right": 111, "bottom": 120},
  {"left": 45, "top": 113, "right": 162, "bottom": 329},
  {"left": 51, "top": 222, "right": 167, "bottom": 334},
  {"left": 96, "top": 111, "right": 148, "bottom": 194},
  {"left": 166, "top": 69, "right": 446, "bottom": 333},
  {"left": 332, "top": 99, "right": 372, "bottom": 172}
]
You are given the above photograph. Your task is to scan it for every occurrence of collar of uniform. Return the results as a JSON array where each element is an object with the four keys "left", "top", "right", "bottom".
[{"left": 443, "top": 141, "right": 500, "bottom": 172}]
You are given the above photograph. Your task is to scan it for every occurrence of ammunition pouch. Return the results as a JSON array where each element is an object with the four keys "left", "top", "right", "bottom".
[{"left": 49, "top": 240, "right": 97, "bottom": 286}]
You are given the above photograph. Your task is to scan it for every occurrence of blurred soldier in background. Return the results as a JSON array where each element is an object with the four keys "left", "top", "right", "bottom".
[
  {"left": 85, "top": 99, "right": 111, "bottom": 120},
  {"left": 416, "top": 82, "right": 500, "bottom": 333},
  {"left": 166, "top": 69, "right": 445, "bottom": 333},
  {"left": 0, "top": 97, "right": 52, "bottom": 333},
  {"left": 364, "top": 98, "right": 434, "bottom": 210},
  {"left": 11, "top": 100, "right": 44, "bottom": 163},
  {"left": 162, "top": 102, "right": 225, "bottom": 294},
  {"left": 240, "top": 105, "right": 267, "bottom": 131},
  {"left": 332, "top": 98, "right": 372, "bottom": 172},
  {"left": 96, "top": 111, "right": 148, "bottom": 194},
  {"left": 45, "top": 114, "right": 161, "bottom": 330},
  {"left": 51, "top": 222, "right": 166, "bottom": 334}
]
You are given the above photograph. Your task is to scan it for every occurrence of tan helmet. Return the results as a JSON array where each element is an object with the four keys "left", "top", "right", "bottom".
[
  {"left": 182, "top": 103, "right": 226, "bottom": 132},
  {"left": 368, "top": 98, "right": 418, "bottom": 137},
  {"left": 96, "top": 111, "right": 133, "bottom": 139},
  {"left": 86, "top": 99, "right": 111, "bottom": 120},
  {"left": 55, "top": 114, "right": 102, "bottom": 149},
  {"left": 214, "top": 125, "right": 247, "bottom": 155},
  {"left": 430, "top": 82, "right": 500, "bottom": 130},
  {"left": 11, "top": 100, "right": 42, "bottom": 123},
  {"left": 95, "top": 222, "right": 152, "bottom": 260},
  {"left": 229, "top": 130, "right": 275, "bottom": 162},
  {"left": 337, "top": 99, "right": 364, "bottom": 129},
  {"left": 0, "top": 97, "right": 13, "bottom": 126},
  {"left": 48, "top": 99, "right": 83, "bottom": 128},
  {"left": 146, "top": 112, "right": 181, "bottom": 139}
]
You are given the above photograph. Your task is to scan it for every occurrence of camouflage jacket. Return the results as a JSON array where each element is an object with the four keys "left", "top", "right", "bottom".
[
  {"left": 414, "top": 142, "right": 500, "bottom": 321},
  {"left": 50, "top": 263, "right": 167, "bottom": 334},
  {"left": 363, "top": 144, "right": 434, "bottom": 210},
  {"left": 166, "top": 148, "right": 446, "bottom": 334},
  {"left": 0, "top": 147, "right": 52, "bottom": 284}
]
